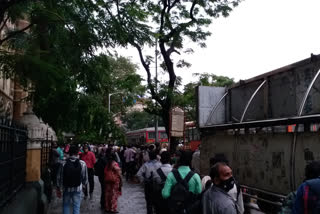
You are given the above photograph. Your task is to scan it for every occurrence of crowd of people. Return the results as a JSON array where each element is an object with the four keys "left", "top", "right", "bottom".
[
  {"left": 50, "top": 142, "right": 320, "bottom": 214},
  {"left": 50, "top": 142, "right": 244, "bottom": 214}
]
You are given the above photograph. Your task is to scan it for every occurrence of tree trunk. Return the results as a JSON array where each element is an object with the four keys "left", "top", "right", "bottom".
[{"left": 161, "top": 106, "right": 178, "bottom": 154}]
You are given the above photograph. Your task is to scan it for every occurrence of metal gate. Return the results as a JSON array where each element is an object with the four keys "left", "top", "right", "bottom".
[{"left": 0, "top": 119, "right": 27, "bottom": 208}]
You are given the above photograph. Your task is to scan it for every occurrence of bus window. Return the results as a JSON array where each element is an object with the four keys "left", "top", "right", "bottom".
[
  {"left": 194, "top": 129, "right": 200, "bottom": 140},
  {"left": 148, "top": 131, "right": 156, "bottom": 139},
  {"left": 160, "top": 132, "right": 168, "bottom": 139}
]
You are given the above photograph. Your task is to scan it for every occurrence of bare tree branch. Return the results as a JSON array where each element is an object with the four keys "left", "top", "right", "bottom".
[
  {"left": 159, "top": 41, "right": 176, "bottom": 90},
  {"left": 131, "top": 42, "right": 165, "bottom": 107},
  {"left": 0, "top": 16, "right": 9, "bottom": 33},
  {"left": 190, "top": 0, "right": 197, "bottom": 21},
  {"left": 167, "top": 46, "right": 180, "bottom": 56},
  {"left": 159, "top": 0, "right": 168, "bottom": 35}
]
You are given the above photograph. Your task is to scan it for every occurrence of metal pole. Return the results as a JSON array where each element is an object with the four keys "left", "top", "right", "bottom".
[
  {"left": 155, "top": 38, "right": 159, "bottom": 144},
  {"left": 108, "top": 93, "right": 111, "bottom": 113},
  {"left": 298, "top": 68, "right": 320, "bottom": 116},
  {"left": 108, "top": 92, "right": 123, "bottom": 114},
  {"left": 240, "top": 80, "right": 266, "bottom": 123},
  {"left": 205, "top": 92, "right": 228, "bottom": 126}
]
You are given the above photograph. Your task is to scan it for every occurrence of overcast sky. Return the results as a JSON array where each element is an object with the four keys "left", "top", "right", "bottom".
[{"left": 116, "top": 0, "right": 320, "bottom": 87}]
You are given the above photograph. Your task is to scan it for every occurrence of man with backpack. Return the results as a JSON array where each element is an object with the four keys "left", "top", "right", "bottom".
[
  {"left": 293, "top": 160, "right": 320, "bottom": 214},
  {"left": 162, "top": 150, "right": 202, "bottom": 214},
  {"left": 152, "top": 151, "right": 172, "bottom": 214},
  {"left": 137, "top": 150, "right": 161, "bottom": 214},
  {"left": 56, "top": 145, "right": 88, "bottom": 214}
]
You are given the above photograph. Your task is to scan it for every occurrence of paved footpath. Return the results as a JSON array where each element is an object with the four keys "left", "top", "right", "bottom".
[
  {"left": 48, "top": 176, "right": 263, "bottom": 214},
  {"left": 48, "top": 176, "right": 146, "bottom": 214}
]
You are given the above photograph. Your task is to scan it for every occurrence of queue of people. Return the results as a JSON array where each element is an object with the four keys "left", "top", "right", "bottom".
[
  {"left": 135, "top": 144, "right": 243, "bottom": 214},
  {"left": 50, "top": 141, "right": 320, "bottom": 214},
  {"left": 51, "top": 143, "right": 123, "bottom": 214}
]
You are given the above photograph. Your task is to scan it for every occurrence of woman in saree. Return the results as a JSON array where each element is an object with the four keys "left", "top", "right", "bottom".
[{"left": 104, "top": 152, "right": 122, "bottom": 213}]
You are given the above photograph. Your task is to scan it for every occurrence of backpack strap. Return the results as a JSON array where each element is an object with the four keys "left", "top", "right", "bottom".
[
  {"left": 172, "top": 169, "right": 195, "bottom": 187},
  {"left": 236, "top": 182, "right": 240, "bottom": 202},
  {"left": 183, "top": 171, "right": 195, "bottom": 184},
  {"left": 172, "top": 169, "right": 183, "bottom": 183},
  {"left": 157, "top": 168, "right": 166, "bottom": 182}
]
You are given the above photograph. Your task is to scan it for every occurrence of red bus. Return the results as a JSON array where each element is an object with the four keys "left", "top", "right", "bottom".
[
  {"left": 184, "top": 121, "right": 201, "bottom": 151},
  {"left": 126, "top": 127, "right": 168, "bottom": 145}
]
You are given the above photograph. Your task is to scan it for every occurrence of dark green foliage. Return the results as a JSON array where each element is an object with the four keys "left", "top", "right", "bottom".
[
  {"left": 0, "top": 0, "right": 145, "bottom": 143},
  {"left": 0, "top": 0, "right": 240, "bottom": 144},
  {"left": 96, "top": 0, "right": 241, "bottom": 139},
  {"left": 121, "top": 111, "right": 164, "bottom": 131}
]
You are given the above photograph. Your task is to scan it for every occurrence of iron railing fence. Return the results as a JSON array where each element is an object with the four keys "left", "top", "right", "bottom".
[
  {"left": 0, "top": 119, "right": 27, "bottom": 208},
  {"left": 41, "top": 136, "right": 52, "bottom": 175}
]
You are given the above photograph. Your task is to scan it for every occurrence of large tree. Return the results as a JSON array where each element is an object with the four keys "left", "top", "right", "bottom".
[
  {"left": 97, "top": 0, "right": 241, "bottom": 142},
  {"left": 0, "top": 0, "right": 144, "bottom": 143}
]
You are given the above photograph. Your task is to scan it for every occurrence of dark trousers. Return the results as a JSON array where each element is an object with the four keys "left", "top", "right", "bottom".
[
  {"left": 84, "top": 168, "right": 95, "bottom": 196},
  {"left": 144, "top": 183, "right": 154, "bottom": 214},
  {"left": 154, "top": 199, "right": 169, "bottom": 214},
  {"left": 51, "top": 162, "right": 60, "bottom": 186},
  {"left": 126, "top": 161, "right": 136, "bottom": 181},
  {"left": 98, "top": 176, "right": 105, "bottom": 208}
]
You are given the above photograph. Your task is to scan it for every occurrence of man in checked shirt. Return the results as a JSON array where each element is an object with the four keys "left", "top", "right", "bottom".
[{"left": 56, "top": 145, "right": 88, "bottom": 214}]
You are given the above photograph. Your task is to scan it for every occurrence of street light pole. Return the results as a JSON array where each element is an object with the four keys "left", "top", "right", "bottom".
[
  {"left": 108, "top": 92, "right": 123, "bottom": 113},
  {"left": 155, "top": 38, "right": 159, "bottom": 144}
]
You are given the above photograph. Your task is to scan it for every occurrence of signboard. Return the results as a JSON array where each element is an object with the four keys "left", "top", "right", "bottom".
[
  {"left": 197, "top": 86, "right": 226, "bottom": 128},
  {"left": 170, "top": 107, "right": 184, "bottom": 137}
]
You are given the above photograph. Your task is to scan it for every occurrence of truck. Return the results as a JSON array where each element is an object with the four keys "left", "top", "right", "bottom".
[{"left": 197, "top": 54, "right": 320, "bottom": 212}]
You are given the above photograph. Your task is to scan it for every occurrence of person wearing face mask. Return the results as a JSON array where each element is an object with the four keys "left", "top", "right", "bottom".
[
  {"left": 202, "top": 162, "right": 239, "bottom": 214},
  {"left": 203, "top": 154, "right": 244, "bottom": 214}
]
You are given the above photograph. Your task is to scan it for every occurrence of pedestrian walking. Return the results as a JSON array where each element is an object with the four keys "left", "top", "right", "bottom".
[
  {"left": 293, "top": 160, "right": 320, "bottom": 214},
  {"left": 50, "top": 142, "right": 61, "bottom": 186},
  {"left": 57, "top": 144, "right": 64, "bottom": 161},
  {"left": 104, "top": 152, "right": 122, "bottom": 213},
  {"left": 124, "top": 145, "right": 137, "bottom": 181},
  {"left": 94, "top": 148, "right": 109, "bottom": 209},
  {"left": 162, "top": 150, "right": 202, "bottom": 214},
  {"left": 80, "top": 144, "right": 96, "bottom": 199},
  {"left": 56, "top": 145, "right": 88, "bottom": 214},
  {"left": 202, "top": 162, "right": 238, "bottom": 214},
  {"left": 137, "top": 150, "right": 161, "bottom": 214},
  {"left": 152, "top": 151, "right": 172, "bottom": 214},
  {"left": 191, "top": 145, "right": 200, "bottom": 175}
]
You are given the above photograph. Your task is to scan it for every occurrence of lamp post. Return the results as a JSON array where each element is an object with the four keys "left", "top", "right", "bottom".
[
  {"left": 155, "top": 38, "right": 159, "bottom": 144},
  {"left": 108, "top": 92, "right": 123, "bottom": 113}
]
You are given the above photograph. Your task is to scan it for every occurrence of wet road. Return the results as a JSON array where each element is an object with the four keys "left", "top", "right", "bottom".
[{"left": 48, "top": 176, "right": 146, "bottom": 214}]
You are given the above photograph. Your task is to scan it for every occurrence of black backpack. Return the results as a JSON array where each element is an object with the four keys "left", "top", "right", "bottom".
[
  {"left": 63, "top": 159, "right": 82, "bottom": 187},
  {"left": 152, "top": 168, "right": 167, "bottom": 201},
  {"left": 169, "top": 169, "right": 195, "bottom": 213}
]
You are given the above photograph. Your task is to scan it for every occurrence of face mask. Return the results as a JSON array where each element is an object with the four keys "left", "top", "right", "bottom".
[{"left": 219, "top": 176, "right": 235, "bottom": 192}]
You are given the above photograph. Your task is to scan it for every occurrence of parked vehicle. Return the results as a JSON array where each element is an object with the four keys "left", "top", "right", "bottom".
[
  {"left": 126, "top": 127, "right": 168, "bottom": 146},
  {"left": 184, "top": 121, "right": 201, "bottom": 151}
]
